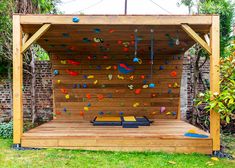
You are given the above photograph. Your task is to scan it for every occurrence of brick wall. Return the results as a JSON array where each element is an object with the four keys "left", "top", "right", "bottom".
[{"left": 0, "top": 61, "right": 53, "bottom": 122}]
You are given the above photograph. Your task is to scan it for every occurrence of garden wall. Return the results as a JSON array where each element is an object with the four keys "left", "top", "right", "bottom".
[{"left": 0, "top": 61, "right": 53, "bottom": 122}]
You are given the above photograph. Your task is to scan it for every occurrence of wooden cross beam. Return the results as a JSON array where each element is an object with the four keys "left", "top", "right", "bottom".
[
  {"left": 181, "top": 24, "right": 212, "bottom": 55},
  {"left": 21, "top": 23, "right": 51, "bottom": 53}
]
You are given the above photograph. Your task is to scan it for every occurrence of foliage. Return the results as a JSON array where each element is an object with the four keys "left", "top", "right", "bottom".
[
  {"left": 200, "top": 0, "right": 235, "bottom": 57},
  {"left": 0, "top": 138, "right": 234, "bottom": 168},
  {"left": 196, "top": 53, "right": 235, "bottom": 123},
  {"left": 0, "top": 121, "right": 13, "bottom": 139}
]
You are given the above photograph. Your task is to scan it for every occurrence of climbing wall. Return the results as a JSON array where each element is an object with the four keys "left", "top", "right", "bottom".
[{"left": 51, "top": 53, "right": 183, "bottom": 120}]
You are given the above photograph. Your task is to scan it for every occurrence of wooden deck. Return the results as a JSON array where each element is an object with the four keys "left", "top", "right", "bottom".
[{"left": 21, "top": 119, "right": 212, "bottom": 154}]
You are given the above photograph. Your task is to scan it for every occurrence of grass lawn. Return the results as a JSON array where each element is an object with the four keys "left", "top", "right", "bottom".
[{"left": 0, "top": 139, "right": 234, "bottom": 168}]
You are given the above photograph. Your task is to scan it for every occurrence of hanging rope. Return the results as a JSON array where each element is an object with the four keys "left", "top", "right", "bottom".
[{"left": 149, "top": 29, "right": 155, "bottom": 88}]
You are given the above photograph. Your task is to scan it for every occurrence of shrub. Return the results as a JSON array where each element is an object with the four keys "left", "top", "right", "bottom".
[{"left": 0, "top": 121, "right": 13, "bottom": 139}]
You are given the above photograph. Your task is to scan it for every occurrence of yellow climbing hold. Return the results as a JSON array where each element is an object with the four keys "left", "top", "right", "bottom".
[
  {"left": 133, "top": 102, "right": 140, "bottom": 107},
  {"left": 166, "top": 112, "right": 171, "bottom": 115},
  {"left": 106, "top": 66, "right": 112, "bottom": 70},
  {"left": 65, "top": 94, "right": 70, "bottom": 99},
  {"left": 152, "top": 111, "right": 157, "bottom": 115},
  {"left": 87, "top": 75, "right": 94, "bottom": 79},
  {"left": 84, "top": 107, "right": 89, "bottom": 111},
  {"left": 57, "top": 80, "right": 61, "bottom": 84},
  {"left": 187, "top": 129, "right": 196, "bottom": 133},
  {"left": 117, "top": 75, "right": 124, "bottom": 80},
  {"left": 60, "top": 60, "right": 67, "bottom": 64},
  {"left": 93, "top": 80, "right": 98, "bottom": 84},
  {"left": 173, "top": 82, "right": 180, "bottom": 88}
]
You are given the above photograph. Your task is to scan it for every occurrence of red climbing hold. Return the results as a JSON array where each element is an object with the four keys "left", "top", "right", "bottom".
[
  {"left": 67, "top": 59, "right": 80, "bottom": 65},
  {"left": 170, "top": 71, "right": 177, "bottom": 77},
  {"left": 134, "top": 89, "right": 141, "bottom": 95},
  {"left": 66, "top": 69, "right": 79, "bottom": 76}
]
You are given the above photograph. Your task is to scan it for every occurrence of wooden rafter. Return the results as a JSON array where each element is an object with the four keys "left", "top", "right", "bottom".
[
  {"left": 21, "top": 23, "right": 51, "bottom": 53},
  {"left": 181, "top": 24, "right": 212, "bottom": 54}
]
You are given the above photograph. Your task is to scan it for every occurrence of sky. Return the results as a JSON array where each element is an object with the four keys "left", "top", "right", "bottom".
[{"left": 57, "top": 0, "right": 190, "bottom": 15}]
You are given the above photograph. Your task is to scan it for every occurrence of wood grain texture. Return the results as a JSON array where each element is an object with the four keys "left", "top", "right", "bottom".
[
  {"left": 21, "top": 119, "right": 212, "bottom": 154},
  {"left": 13, "top": 15, "right": 23, "bottom": 144},
  {"left": 52, "top": 53, "right": 183, "bottom": 120},
  {"left": 210, "top": 16, "right": 220, "bottom": 151}
]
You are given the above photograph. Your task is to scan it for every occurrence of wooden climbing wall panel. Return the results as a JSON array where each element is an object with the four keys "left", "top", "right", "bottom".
[{"left": 51, "top": 53, "right": 183, "bottom": 120}]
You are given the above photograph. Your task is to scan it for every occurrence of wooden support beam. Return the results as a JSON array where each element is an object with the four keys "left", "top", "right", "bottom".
[
  {"left": 22, "top": 33, "right": 29, "bottom": 45},
  {"left": 210, "top": 16, "right": 220, "bottom": 151},
  {"left": 21, "top": 23, "right": 51, "bottom": 53},
  {"left": 13, "top": 15, "right": 23, "bottom": 144},
  {"left": 181, "top": 24, "right": 212, "bottom": 54},
  {"left": 19, "top": 15, "right": 212, "bottom": 25}
]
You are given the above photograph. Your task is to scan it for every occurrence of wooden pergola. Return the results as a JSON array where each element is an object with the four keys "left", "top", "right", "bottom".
[{"left": 13, "top": 14, "right": 220, "bottom": 153}]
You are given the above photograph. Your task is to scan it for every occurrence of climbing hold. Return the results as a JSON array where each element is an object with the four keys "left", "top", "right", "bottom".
[
  {"left": 119, "top": 112, "right": 124, "bottom": 116},
  {"left": 101, "top": 84, "right": 106, "bottom": 88},
  {"left": 170, "top": 71, "right": 177, "bottom": 77},
  {"left": 99, "top": 111, "right": 104, "bottom": 115},
  {"left": 67, "top": 60, "right": 80, "bottom": 65},
  {"left": 77, "top": 84, "right": 81, "bottom": 88},
  {"left": 63, "top": 108, "right": 67, "bottom": 112},
  {"left": 55, "top": 111, "right": 61, "bottom": 115},
  {"left": 134, "top": 89, "right": 141, "bottom": 95},
  {"left": 83, "top": 84, "right": 87, "bottom": 88},
  {"left": 82, "top": 97, "right": 87, "bottom": 102},
  {"left": 128, "top": 84, "right": 134, "bottom": 90},
  {"left": 142, "top": 85, "right": 148, "bottom": 89},
  {"left": 62, "top": 33, "right": 69, "bottom": 38},
  {"left": 83, "top": 38, "right": 91, "bottom": 43},
  {"left": 87, "top": 75, "right": 94, "bottom": 79},
  {"left": 140, "top": 75, "right": 145, "bottom": 79},
  {"left": 84, "top": 107, "right": 89, "bottom": 111},
  {"left": 149, "top": 83, "right": 155, "bottom": 88},
  {"left": 87, "top": 56, "right": 92, "bottom": 60},
  {"left": 97, "top": 94, "right": 104, "bottom": 101},
  {"left": 93, "top": 28, "right": 101, "bottom": 33},
  {"left": 57, "top": 80, "right": 61, "bottom": 84},
  {"left": 106, "top": 66, "right": 112, "bottom": 70},
  {"left": 117, "top": 40, "right": 122, "bottom": 45},
  {"left": 60, "top": 88, "right": 68, "bottom": 94},
  {"left": 160, "top": 107, "right": 166, "bottom": 113},
  {"left": 65, "top": 94, "right": 70, "bottom": 99},
  {"left": 123, "top": 42, "right": 130, "bottom": 47},
  {"left": 113, "top": 65, "right": 117, "bottom": 70},
  {"left": 123, "top": 47, "right": 129, "bottom": 52},
  {"left": 96, "top": 65, "right": 101, "bottom": 70},
  {"left": 93, "top": 80, "right": 98, "bottom": 84},
  {"left": 107, "top": 93, "right": 112, "bottom": 98},
  {"left": 118, "top": 63, "right": 134, "bottom": 74},
  {"left": 168, "top": 89, "right": 172, "bottom": 94},
  {"left": 60, "top": 60, "right": 67, "bottom": 64},
  {"left": 94, "top": 37, "right": 104, "bottom": 43},
  {"left": 151, "top": 93, "right": 157, "bottom": 98},
  {"left": 109, "top": 29, "right": 115, "bottom": 33},
  {"left": 72, "top": 17, "right": 80, "bottom": 23},
  {"left": 73, "top": 84, "right": 77, "bottom": 88},
  {"left": 117, "top": 75, "right": 124, "bottom": 80},
  {"left": 79, "top": 111, "right": 84, "bottom": 116},
  {"left": 86, "top": 93, "right": 91, "bottom": 99},
  {"left": 133, "top": 102, "right": 140, "bottom": 107},
  {"left": 172, "top": 112, "right": 177, "bottom": 116},
  {"left": 168, "top": 84, "right": 172, "bottom": 88},
  {"left": 129, "top": 75, "right": 134, "bottom": 80},
  {"left": 120, "top": 102, "right": 125, "bottom": 107},
  {"left": 173, "top": 82, "right": 180, "bottom": 88},
  {"left": 83, "top": 75, "right": 87, "bottom": 79},
  {"left": 103, "top": 55, "right": 108, "bottom": 59},
  {"left": 166, "top": 112, "right": 171, "bottom": 115},
  {"left": 159, "top": 65, "right": 164, "bottom": 70},
  {"left": 66, "top": 69, "right": 78, "bottom": 76},
  {"left": 53, "top": 70, "right": 59, "bottom": 75},
  {"left": 108, "top": 74, "right": 113, "bottom": 80},
  {"left": 133, "top": 57, "right": 139, "bottom": 63},
  {"left": 151, "top": 111, "right": 157, "bottom": 115}
]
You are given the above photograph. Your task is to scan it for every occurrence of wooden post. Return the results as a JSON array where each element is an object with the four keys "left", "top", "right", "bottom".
[
  {"left": 210, "top": 16, "right": 220, "bottom": 151},
  {"left": 13, "top": 15, "right": 23, "bottom": 145}
]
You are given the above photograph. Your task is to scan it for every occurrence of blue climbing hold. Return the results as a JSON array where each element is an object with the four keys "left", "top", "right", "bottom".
[
  {"left": 149, "top": 83, "right": 155, "bottom": 88},
  {"left": 96, "top": 65, "right": 101, "bottom": 70},
  {"left": 143, "top": 80, "right": 147, "bottom": 84},
  {"left": 62, "top": 33, "right": 69, "bottom": 38},
  {"left": 87, "top": 103, "right": 91, "bottom": 107},
  {"left": 168, "top": 89, "right": 172, "bottom": 94},
  {"left": 83, "top": 84, "right": 87, "bottom": 88},
  {"left": 98, "top": 111, "right": 104, "bottom": 115},
  {"left": 159, "top": 65, "right": 164, "bottom": 70},
  {"left": 77, "top": 84, "right": 81, "bottom": 88},
  {"left": 172, "top": 111, "right": 177, "bottom": 116},
  {"left": 133, "top": 57, "right": 139, "bottom": 62},
  {"left": 63, "top": 108, "right": 67, "bottom": 112},
  {"left": 53, "top": 70, "right": 59, "bottom": 75},
  {"left": 83, "top": 75, "right": 87, "bottom": 79},
  {"left": 119, "top": 112, "right": 124, "bottom": 116},
  {"left": 93, "top": 28, "right": 101, "bottom": 33},
  {"left": 72, "top": 17, "right": 80, "bottom": 23}
]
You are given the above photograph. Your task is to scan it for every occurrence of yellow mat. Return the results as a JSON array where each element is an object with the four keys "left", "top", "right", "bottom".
[
  {"left": 123, "top": 116, "right": 136, "bottom": 121},
  {"left": 95, "top": 116, "right": 121, "bottom": 122}
]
